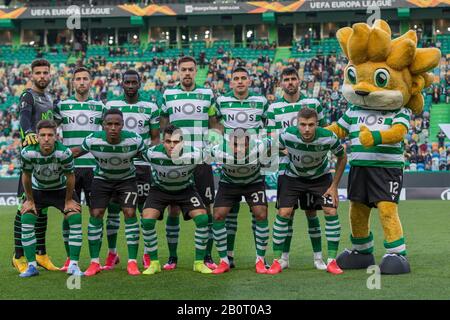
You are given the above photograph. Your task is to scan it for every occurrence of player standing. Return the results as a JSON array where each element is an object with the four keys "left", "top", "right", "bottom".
[
  {"left": 160, "top": 56, "right": 218, "bottom": 270},
  {"left": 140, "top": 125, "right": 212, "bottom": 275},
  {"left": 54, "top": 67, "right": 104, "bottom": 271},
  {"left": 214, "top": 66, "right": 269, "bottom": 268},
  {"left": 19, "top": 120, "right": 82, "bottom": 277},
  {"left": 71, "top": 108, "right": 146, "bottom": 276},
  {"left": 13, "top": 59, "right": 58, "bottom": 273},
  {"left": 266, "top": 67, "right": 328, "bottom": 270},
  {"left": 267, "top": 108, "right": 346, "bottom": 274},
  {"left": 104, "top": 70, "right": 160, "bottom": 270}
]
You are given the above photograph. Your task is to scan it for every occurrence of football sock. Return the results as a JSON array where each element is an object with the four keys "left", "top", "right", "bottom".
[
  {"left": 14, "top": 208, "right": 24, "bottom": 258},
  {"left": 166, "top": 215, "right": 180, "bottom": 258},
  {"left": 307, "top": 216, "right": 322, "bottom": 253},
  {"left": 106, "top": 203, "right": 121, "bottom": 252},
  {"left": 21, "top": 213, "right": 37, "bottom": 264},
  {"left": 272, "top": 215, "right": 290, "bottom": 259},
  {"left": 282, "top": 217, "right": 294, "bottom": 259},
  {"left": 68, "top": 213, "right": 83, "bottom": 262},
  {"left": 325, "top": 215, "right": 341, "bottom": 259},
  {"left": 35, "top": 207, "right": 48, "bottom": 255},
  {"left": 193, "top": 215, "right": 209, "bottom": 261},
  {"left": 62, "top": 218, "right": 70, "bottom": 257},
  {"left": 142, "top": 218, "right": 158, "bottom": 261},
  {"left": 255, "top": 219, "right": 269, "bottom": 259},
  {"left": 205, "top": 212, "right": 214, "bottom": 256},
  {"left": 212, "top": 219, "right": 227, "bottom": 259},
  {"left": 88, "top": 216, "right": 103, "bottom": 260},
  {"left": 226, "top": 202, "right": 240, "bottom": 255},
  {"left": 124, "top": 217, "right": 139, "bottom": 260}
]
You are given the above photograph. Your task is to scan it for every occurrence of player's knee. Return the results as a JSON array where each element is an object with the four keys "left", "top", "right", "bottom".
[
  {"left": 213, "top": 209, "right": 226, "bottom": 221},
  {"left": 279, "top": 208, "right": 294, "bottom": 218},
  {"left": 323, "top": 208, "right": 337, "bottom": 216},
  {"left": 122, "top": 208, "right": 136, "bottom": 219},
  {"left": 304, "top": 210, "right": 317, "bottom": 218},
  {"left": 193, "top": 213, "right": 209, "bottom": 227},
  {"left": 252, "top": 207, "right": 268, "bottom": 221}
]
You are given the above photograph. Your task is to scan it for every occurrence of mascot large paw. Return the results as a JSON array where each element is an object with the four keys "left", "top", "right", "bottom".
[{"left": 336, "top": 249, "right": 375, "bottom": 269}]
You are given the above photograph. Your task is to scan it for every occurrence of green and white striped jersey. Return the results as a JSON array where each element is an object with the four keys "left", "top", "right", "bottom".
[
  {"left": 54, "top": 96, "right": 104, "bottom": 168},
  {"left": 142, "top": 144, "right": 201, "bottom": 192},
  {"left": 105, "top": 95, "right": 160, "bottom": 166},
  {"left": 81, "top": 130, "right": 146, "bottom": 180},
  {"left": 280, "top": 126, "right": 344, "bottom": 179},
  {"left": 266, "top": 95, "right": 326, "bottom": 174},
  {"left": 215, "top": 91, "right": 269, "bottom": 132},
  {"left": 21, "top": 141, "right": 74, "bottom": 190},
  {"left": 161, "top": 85, "right": 215, "bottom": 149},
  {"left": 208, "top": 139, "right": 271, "bottom": 186},
  {"left": 337, "top": 105, "right": 411, "bottom": 168}
]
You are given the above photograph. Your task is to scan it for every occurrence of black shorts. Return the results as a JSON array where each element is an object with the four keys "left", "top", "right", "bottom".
[
  {"left": 90, "top": 178, "right": 138, "bottom": 209},
  {"left": 136, "top": 165, "right": 152, "bottom": 206},
  {"left": 277, "top": 174, "right": 335, "bottom": 211},
  {"left": 143, "top": 186, "right": 206, "bottom": 221},
  {"left": 28, "top": 188, "right": 80, "bottom": 214},
  {"left": 214, "top": 181, "right": 267, "bottom": 208},
  {"left": 348, "top": 166, "right": 403, "bottom": 208},
  {"left": 75, "top": 167, "right": 94, "bottom": 207},
  {"left": 194, "top": 163, "right": 215, "bottom": 206}
]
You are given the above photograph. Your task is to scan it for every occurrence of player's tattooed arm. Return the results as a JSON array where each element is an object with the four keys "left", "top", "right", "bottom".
[
  {"left": 21, "top": 171, "right": 37, "bottom": 215},
  {"left": 70, "top": 146, "right": 89, "bottom": 159},
  {"left": 160, "top": 115, "right": 169, "bottom": 131},
  {"left": 64, "top": 172, "right": 81, "bottom": 214}
]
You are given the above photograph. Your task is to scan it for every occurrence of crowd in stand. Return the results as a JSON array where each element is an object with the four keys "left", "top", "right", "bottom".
[{"left": 0, "top": 45, "right": 448, "bottom": 176}]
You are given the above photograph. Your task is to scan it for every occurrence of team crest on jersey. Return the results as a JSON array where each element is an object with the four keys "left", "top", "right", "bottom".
[
  {"left": 139, "top": 107, "right": 145, "bottom": 113},
  {"left": 123, "top": 146, "right": 130, "bottom": 153},
  {"left": 100, "top": 146, "right": 105, "bottom": 152},
  {"left": 69, "top": 105, "right": 73, "bottom": 109},
  {"left": 197, "top": 93, "right": 203, "bottom": 100},
  {"left": 316, "top": 144, "right": 324, "bottom": 151},
  {"left": 89, "top": 105, "right": 96, "bottom": 111},
  {"left": 249, "top": 101, "right": 257, "bottom": 108},
  {"left": 159, "top": 160, "right": 164, "bottom": 165}
]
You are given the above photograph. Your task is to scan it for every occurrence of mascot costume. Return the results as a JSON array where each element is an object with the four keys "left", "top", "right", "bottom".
[{"left": 327, "top": 19, "right": 441, "bottom": 274}]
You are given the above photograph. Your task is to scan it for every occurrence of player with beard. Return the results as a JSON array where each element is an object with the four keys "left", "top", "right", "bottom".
[
  {"left": 266, "top": 67, "right": 328, "bottom": 270},
  {"left": 13, "top": 59, "right": 58, "bottom": 274},
  {"left": 54, "top": 67, "right": 105, "bottom": 271},
  {"left": 159, "top": 56, "right": 219, "bottom": 271}
]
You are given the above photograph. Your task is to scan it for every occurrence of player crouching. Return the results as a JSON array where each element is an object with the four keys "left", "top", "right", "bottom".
[
  {"left": 20, "top": 120, "right": 83, "bottom": 278},
  {"left": 140, "top": 125, "right": 212, "bottom": 275},
  {"left": 268, "top": 108, "right": 347, "bottom": 275}
]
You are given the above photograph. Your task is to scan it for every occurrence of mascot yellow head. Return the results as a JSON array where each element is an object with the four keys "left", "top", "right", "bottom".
[{"left": 336, "top": 19, "right": 441, "bottom": 115}]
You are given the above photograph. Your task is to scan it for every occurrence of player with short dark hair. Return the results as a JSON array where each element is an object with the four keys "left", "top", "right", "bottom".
[
  {"left": 103, "top": 69, "right": 160, "bottom": 270},
  {"left": 139, "top": 124, "right": 212, "bottom": 275},
  {"left": 13, "top": 58, "right": 58, "bottom": 274},
  {"left": 54, "top": 66, "right": 105, "bottom": 272},
  {"left": 159, "top": 55, "right": 219, "bottom": 271},
  {"left": 19, "top": 119, "right": 82, "bottom": 277},
  {"left": 209, "top": 128, "right": 273, "bottom": 274},
  {"left": 266, "top": 108, "right": 347, "bottom": 275},
  {"left": 71, "top": 109, "right": 147, "bottom": 276},
  {"left": 266, "top": 66, "right": 328, "bottom": 270},
  {"left": 214, "top": 66, "right": 270, "bottom": 269}
]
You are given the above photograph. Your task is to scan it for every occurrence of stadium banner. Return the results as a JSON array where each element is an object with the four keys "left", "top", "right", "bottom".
[{"left": 0, "top": 1, "right": 449, "bottom": 20}]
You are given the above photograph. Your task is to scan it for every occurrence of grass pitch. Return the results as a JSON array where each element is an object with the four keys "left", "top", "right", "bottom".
[{"left": 0, "top": 200, "right": 449, "bottom": 300}]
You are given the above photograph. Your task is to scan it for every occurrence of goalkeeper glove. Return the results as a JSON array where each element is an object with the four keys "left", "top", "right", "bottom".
[{"left": 22, "top": 133, "right": 38, "bottom": 147}]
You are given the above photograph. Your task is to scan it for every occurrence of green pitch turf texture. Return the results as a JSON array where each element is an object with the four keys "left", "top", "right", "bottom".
[{"left": 0, "top": 200, "right": 448, "bottom": 300}]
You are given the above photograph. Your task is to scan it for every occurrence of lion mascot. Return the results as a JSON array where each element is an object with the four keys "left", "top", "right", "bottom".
[{"left": 327, "top": 20, "right": 441, "bottom": 274}]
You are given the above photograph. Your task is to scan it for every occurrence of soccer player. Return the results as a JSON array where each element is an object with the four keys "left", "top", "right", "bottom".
[
  {"left": 209, "top": 128, "right": 272, "bottom": 274},
  {"left": 214, "top": 66, "right": 269, "bottom": 268},
  {"left": 140, "top": 125, "right": 212, "bottom": 275},
  {"left": 160, "top": 56, "right": 219, "bottom": 271},
  {"left": 54, "top": 66, "right": 105, "bottom": 271},
  {"left": 13, "top": 59, "right": 58, "bottom": 273},
  {"left": 71, "top": 108, "right": 146, "bottom": 276},
  {"left": 19, "top": 120, "right": 82, "bottom": 278},
  {"left": 104, "top": 70, "right": 160, "bottom": 270},
  {"left": 266, "top": 66, "right": 328, "bottom": 270},
  {"left": 267, "top": 108, "right": 347, "bottom": 275}
]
